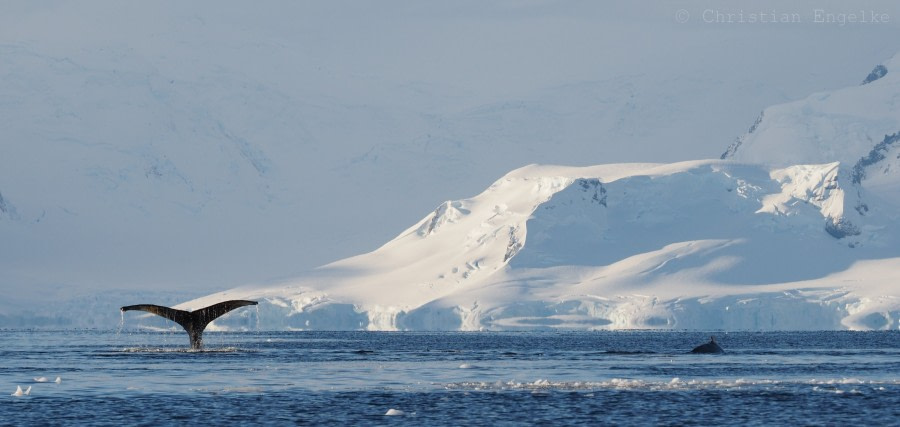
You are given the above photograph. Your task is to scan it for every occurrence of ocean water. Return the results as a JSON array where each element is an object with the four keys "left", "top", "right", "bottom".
[{"left": 2, "top": 330, "right": 898, "bottom": 425}]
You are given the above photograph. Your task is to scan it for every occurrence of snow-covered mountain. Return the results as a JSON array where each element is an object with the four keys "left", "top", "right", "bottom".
[
  {"left": 4, "top": 4, "right": 900, "bottom": 330},
  {"left": 178, "top": 55, "right": 900, "bottom": 331},
  {"left": 183, "top": 160, "right": 899, "bottom": 331},
  {"left": 724, "top": 53, "right": 900, "bottom": 242}
]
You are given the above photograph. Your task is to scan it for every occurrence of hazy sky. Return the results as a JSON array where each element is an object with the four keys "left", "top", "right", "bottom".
[{"left": 1, "top": 0, "right": 899, "bottom": 303}]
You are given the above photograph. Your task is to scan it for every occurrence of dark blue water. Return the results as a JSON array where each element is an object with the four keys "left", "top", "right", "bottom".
[{"left": 2, "top": 330, "right": 898, "bottom": 425}]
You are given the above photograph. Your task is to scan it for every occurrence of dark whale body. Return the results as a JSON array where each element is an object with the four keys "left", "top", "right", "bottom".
[
  {"left": 121, "top": 300, "right": 258, "bottom": 350},
  {"left": 691, "top": 336, "right": 725, "bottom": 354}
]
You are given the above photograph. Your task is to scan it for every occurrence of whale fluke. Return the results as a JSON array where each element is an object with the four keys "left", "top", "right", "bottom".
[
  {"left": 121, "top": 300, "right": 258, "bottom": 350},
  {"left": 690, "top": 336, "right": 725, "bottom": 354}
]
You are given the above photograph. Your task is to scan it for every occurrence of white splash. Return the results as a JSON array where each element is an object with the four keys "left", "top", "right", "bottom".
[{"left": 11, "top": 386, "right": 31, "bottom": 396}]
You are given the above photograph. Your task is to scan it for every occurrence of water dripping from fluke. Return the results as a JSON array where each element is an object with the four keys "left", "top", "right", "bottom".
[
  {"left": 255, "top": 304, "right": 262, "bottom": 352},
  {"left": 116, "top": 309, "right": 125, "bottom": 338}
]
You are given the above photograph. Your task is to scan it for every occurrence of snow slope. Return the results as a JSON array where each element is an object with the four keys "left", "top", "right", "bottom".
[
  {"left": 175, "top": 54, "right": 900, "bottom": 332},
  {"left": 183, "top": 158, "right": 899, "bottom": 331},
  {"left": 723, "top": 53, "right": 900, "bottom": 168},
  {"left": 724, "top": 52, "right": 900, "bottom": 242}
]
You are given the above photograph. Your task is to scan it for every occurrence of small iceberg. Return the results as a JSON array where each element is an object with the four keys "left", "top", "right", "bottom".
[
  {"left": 55, "top": 376, "right": 62, "bottom": 384},
  {"left": 385, "top": 409, "right": 406, "bottom": 416},
  {"left": 11, "top": 386, "right": 31, "bottom": 396},
  {"left": 33, "top": 377, "right": 49, "bottom": 383}
]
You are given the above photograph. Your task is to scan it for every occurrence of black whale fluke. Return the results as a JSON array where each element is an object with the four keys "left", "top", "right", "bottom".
[
  {"left": 121, "top": 300, "right": 258, "bottom": 350},
  {"left": 691, "top": 336, "right": 725, "bottom": 354}
]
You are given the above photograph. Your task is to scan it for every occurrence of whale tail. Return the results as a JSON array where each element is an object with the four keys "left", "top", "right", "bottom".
[{"left": 121, "top": 300, "right": 258, "bottom": 350}]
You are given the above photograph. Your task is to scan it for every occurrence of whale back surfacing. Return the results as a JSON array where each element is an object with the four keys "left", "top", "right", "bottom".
[{"left": 691, "top": 337, "right": 725, "bottom": 354}]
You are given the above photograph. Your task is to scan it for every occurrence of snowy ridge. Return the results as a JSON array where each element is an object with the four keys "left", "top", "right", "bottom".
[
  {"left": 179, "top": 57, "right": 900, "bottom": 331},
  {"left": 183, "top": 158, "right": 899, "bottom": 331},
  {"left": 724, "top": 52, "right": 900, "bottom": 168},
  {"left": 724, "top": 53, "right": 900, "bottom": 244}
]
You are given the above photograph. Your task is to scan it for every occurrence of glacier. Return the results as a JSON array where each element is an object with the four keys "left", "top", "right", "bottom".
[
  {"left": 179, "top": 160, "right": 899, "bottom": 331},
  {"left": 174, "top": 54, "right": 900, "bottom": 332}
]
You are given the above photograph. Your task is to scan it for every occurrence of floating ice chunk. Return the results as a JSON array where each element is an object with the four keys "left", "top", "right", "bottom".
[
  {"left": 34, "top": 377, "right": 49, "bottom": 383},
  {"left": 385, "top": 409, "right": 405, "bottom": 416},
  {"left": 458, "top": 363, "right": 477, "bottom": 369},
  {"left": 11, "top": 386, "right": 31, "bottom": 396},
  {"left": 55, "top": 377, "right": 62, "bottom": 384}
]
